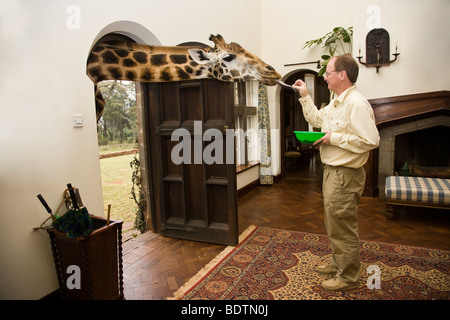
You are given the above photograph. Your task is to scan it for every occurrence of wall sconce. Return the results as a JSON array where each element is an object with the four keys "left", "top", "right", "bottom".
[{"left": 356, "top": 28, "right": 400, "bottom": 73}]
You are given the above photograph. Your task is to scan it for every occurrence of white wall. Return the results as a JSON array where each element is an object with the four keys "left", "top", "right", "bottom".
[
  {"left": 261, "top": 0, "right": 354, "bottom": 175},
  {"left": 0, "top": 0, "right": 448, "bottom": 299},
  {"left": 0, "top": 0, "right": 105, "bottom": 299},
  {"left": 0, "top": 0, "right": 262, "bottom": 300},
  {"left": 353, "top": 0, "right": 450, "bottom": 99},
  {"left": 260, "top": 0, "right": 450, "bottom": 175}
]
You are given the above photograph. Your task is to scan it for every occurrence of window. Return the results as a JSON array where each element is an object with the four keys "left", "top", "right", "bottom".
[{"left": 234, "top": 81, "right": 258, "bottom": 167}]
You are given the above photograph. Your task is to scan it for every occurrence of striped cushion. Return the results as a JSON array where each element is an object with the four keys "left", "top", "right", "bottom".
[{"left": 385, "top": 176, "right": 450, "bottom": 204}]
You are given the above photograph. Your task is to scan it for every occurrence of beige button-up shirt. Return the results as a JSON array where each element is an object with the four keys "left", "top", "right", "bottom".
[{"left": 299, "top": 85, "right": 380, "bottom": 169}]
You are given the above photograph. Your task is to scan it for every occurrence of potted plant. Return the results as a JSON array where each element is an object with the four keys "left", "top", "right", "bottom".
[{"left": 303, "top": 26, "right": 353, "bottom": 77}]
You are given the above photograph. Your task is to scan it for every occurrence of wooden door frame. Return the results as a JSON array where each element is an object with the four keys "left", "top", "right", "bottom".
[{"left": 137, "top": 82, "right": 157, "bottom": 232}]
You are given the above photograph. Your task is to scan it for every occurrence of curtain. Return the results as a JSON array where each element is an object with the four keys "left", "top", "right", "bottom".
[{"left": 258, "top": 83, "right": 273, "bottom": 185}]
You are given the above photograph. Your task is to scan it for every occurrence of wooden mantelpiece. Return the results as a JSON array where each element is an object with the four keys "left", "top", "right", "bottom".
[
  {"left": 369, "top": 91, "right": 450, "bottom": 128},
  {"left": 362, "top": 91, "right": 450, "bottom": 197}
]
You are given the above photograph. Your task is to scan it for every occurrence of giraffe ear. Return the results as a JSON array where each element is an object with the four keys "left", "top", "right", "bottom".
[{"left": 188, "top": 49, "right": 216, "bottom": 65}]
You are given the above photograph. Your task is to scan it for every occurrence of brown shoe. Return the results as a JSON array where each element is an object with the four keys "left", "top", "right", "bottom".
[
  {"left": 321, "top": 277, "right": 359, "bottom": 292},
  {"left": 315, "top": 264, "right": 338, "bottom": 275}
]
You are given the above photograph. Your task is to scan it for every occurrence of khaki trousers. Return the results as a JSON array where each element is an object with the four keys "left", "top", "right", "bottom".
[{"left": 322, "top": 165, "right": 366, "bottom": 284}]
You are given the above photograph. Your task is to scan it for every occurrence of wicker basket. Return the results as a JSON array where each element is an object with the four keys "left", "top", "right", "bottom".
[{"left": 47, "top": 215, "right": 124, "bottom": 300}]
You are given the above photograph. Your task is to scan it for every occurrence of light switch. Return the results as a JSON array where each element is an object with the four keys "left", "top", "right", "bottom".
[{"left": 73, "top": 114, "right": 84, "bottom": 127}]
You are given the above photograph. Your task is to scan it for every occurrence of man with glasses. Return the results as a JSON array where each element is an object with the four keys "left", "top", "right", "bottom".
[{"left": 293, "top": 54, "right": 379, "bottom": 292}]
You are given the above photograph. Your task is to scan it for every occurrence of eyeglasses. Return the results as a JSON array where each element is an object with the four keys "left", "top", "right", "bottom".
[{"left": 324, "top": 70, "right": 341, "bottom": 77}]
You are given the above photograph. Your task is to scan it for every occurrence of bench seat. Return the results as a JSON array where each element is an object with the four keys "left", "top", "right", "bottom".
[{"left": 385, "top": 176, "right": 450, "bottom": 219}]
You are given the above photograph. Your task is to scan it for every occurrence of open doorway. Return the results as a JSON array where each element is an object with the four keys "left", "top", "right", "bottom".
[
  {"left": 98, "top": 80, "right": 143, "bottom": 234},
  {"left": 88, "top": 31, "right": 240, "bottom": 244},
  {"left": 90, "top": 33, "right": 146, "bottom": 236},
  {"left": 279, "top": 70, "right": 329, "bottom": 178}
]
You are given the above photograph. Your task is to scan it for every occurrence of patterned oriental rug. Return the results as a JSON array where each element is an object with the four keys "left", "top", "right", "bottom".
[{"left": 170, "top": 226, "right": 450, "bottom": 300}]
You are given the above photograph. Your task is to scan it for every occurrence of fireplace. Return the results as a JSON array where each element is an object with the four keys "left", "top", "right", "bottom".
[
  {"left": 363, "top": 91, "right": 450, "bottom": 197},
  {"left": 394, "top": 125, "right": 449, "bottom": 173},
  {"left": 378, "top": 114, "right": 449, "bottom": 195}
]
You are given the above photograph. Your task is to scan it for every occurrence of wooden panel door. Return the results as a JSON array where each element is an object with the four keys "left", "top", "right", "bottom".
[{"left": 145, "top": 79, "right": 238, "bottom": 246}]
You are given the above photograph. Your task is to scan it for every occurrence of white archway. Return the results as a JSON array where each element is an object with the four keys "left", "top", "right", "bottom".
[
  {"left": 89, "top": 21, "right": 161, "bottom": 232},
  {"left": 89, "top": 20, "right": 161, "bottom": 52}
]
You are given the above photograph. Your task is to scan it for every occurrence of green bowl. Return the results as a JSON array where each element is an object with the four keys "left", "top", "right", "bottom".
[{"left": 293, "top": 131, "right": 325, "bottom": 144}]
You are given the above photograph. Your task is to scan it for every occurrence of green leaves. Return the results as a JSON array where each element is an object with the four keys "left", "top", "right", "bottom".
[
  {"left": 130, "top": 154, "right": 147, "bottom": 234},
  {"left": 303, "top": 26, "right": 353, "bottom": 53},
  {"left": 302, "top": 26, "right": 353, "bottom": 77},
  {"left": 319, "top": 55, "right": 331, "bottom": 76}
]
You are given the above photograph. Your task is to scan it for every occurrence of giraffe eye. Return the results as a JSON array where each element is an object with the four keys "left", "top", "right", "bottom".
[{"left": 222, "top": 54, "right": 236, "bottom": 62}]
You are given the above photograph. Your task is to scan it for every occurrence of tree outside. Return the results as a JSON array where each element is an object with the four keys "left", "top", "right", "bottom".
[
  {"left": 98, "top": 81, "right": 145, "bottom": 234},
  {"left": 97, "top": 80, "right": 137, "bottom": 146}
]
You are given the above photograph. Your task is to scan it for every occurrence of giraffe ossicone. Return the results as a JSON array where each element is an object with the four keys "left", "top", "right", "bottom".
[{"left": 87, "top": 34, "right": 281, "bottom": 120}]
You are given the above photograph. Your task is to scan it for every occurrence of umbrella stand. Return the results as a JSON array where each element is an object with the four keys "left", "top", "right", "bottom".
[
  {"left": 37, "top": 184, "right": 124, "bottom": 300},
  {"left": 47, "top": 215, "right": 124, "bottom": 300}
]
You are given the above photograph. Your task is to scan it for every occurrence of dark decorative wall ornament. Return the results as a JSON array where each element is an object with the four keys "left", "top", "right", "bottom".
[{"left": 356, "top": 28, "right": 400, "bottom": 73}]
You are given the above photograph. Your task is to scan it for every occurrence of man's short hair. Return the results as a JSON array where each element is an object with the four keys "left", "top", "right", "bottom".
[{"left": 334, "top": 54, "right": 359, "bottom": 83}]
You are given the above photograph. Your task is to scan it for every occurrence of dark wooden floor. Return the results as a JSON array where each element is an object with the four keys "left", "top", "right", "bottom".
[{"left": 122, "top": 156, "right": 450, "bottom": 300}]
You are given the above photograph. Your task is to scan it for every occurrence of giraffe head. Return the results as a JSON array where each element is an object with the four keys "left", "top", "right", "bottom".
[
  {"left": 188, "top": 35, "right": 281, "bottom": 85},
  {"left": 87, "top": 34, "right": 281, "bottom": 119}
]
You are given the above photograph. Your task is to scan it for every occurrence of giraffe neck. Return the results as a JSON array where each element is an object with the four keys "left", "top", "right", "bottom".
[
  {"left": 87, "top": 41, "right": 212, "bottom": 84},
  {"left": 87, "top": 35, "right": 281, "bottom": 120}
]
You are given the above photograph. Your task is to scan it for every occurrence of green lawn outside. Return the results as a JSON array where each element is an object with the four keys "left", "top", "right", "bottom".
[{"left": 100, "top": 153, "right": 138, "bottom": 228}]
